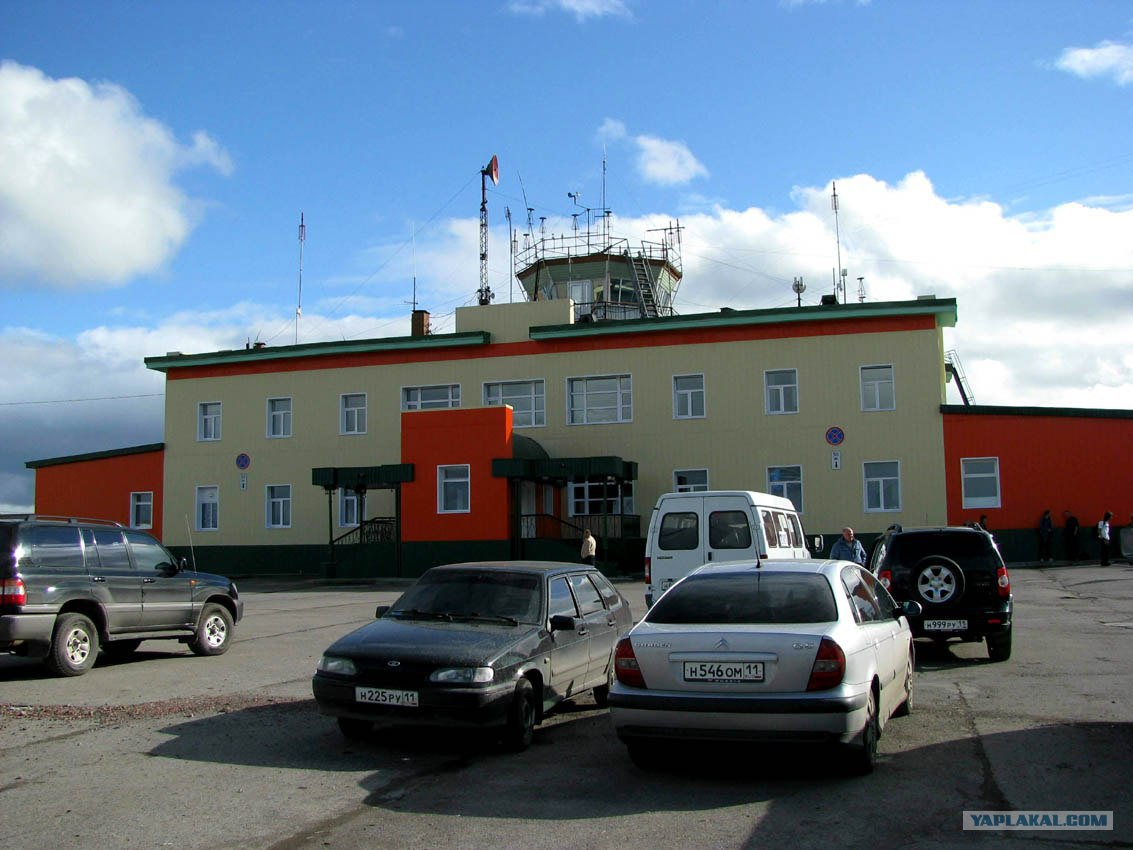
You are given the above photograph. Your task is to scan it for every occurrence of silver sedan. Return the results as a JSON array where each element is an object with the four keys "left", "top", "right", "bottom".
[{"left": 608, "top": 559, "right": 920, "bottom": 774}]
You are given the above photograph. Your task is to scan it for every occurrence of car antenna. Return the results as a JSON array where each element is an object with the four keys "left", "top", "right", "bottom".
[{"left": 184, "top": 515, "right": 198, "bottom": 572}]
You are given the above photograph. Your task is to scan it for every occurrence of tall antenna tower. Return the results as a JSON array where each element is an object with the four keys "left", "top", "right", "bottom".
[
  {"left": 831, "top": 183, "right": 846, "bottom": 304},
  {"left": 295, "top": 212, "right": 306, "bottom": 344},
  {"left": 479, "top": 154, "right": 499, "bottom": 306}
]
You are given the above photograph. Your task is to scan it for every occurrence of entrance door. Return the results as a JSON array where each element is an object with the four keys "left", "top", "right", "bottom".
[{"left": 520, "top": 482, "right": 536, "bottom": 539}]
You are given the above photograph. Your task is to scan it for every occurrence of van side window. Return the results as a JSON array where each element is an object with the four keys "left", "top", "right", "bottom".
[
  {"left": 658, "top": 512, "right": 699, "bottom": 551},
  {"left": 786, "top": 513, "right": 804, "bottom": 548},
  {"left": 761, "top": 510, "right": 778, "bottom": 549},
  {"left": 28, "top": 526, "right": 83, "bottom": 568},
  {"left": 709, "top": 511, "right": 752, "bottom": 549},
  {"left": 773, "top": 512, "right": 793, "bottom": 547}
]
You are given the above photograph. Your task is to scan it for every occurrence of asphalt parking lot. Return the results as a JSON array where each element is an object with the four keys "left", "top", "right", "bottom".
[{"left": 1, "top": 564, "right": 1131, "bottom": 849}]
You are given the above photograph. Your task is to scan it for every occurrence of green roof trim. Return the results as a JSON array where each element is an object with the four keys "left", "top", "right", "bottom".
[
  {"left": 529, "top": 298, "right": 958, "bottom": 340},
  {"left": 146, "top": 331, "right": 491, "bottom": 373},
  {"left": 26, "top": 442, "right": 165, "bottom": 469},
  {"left": 311, "top": 465, "right": 415, "bottom": 490},
  {"left": 492, "top": 455, "right": 637, "bottom": 482},
  {"left": 941, "top": 404, "right": 1133, "bottom": 420}
]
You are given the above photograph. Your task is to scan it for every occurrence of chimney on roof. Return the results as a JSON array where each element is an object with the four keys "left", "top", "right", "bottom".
[{"left": 412, "top": 309, "right": 431, "bottom": 337}]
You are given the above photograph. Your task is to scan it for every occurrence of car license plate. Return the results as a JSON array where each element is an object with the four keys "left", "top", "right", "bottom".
[
  {"left": 923, "top": 619, "right": 968, "bottom": 631},
  {"left": 683, "top": 661, "right": 764, "bottom": 683},
  {"left": 355, "top": 686, "right": 419, "bottom": 707}
]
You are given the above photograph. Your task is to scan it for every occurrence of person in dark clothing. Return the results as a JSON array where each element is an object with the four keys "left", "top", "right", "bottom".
[
  {"left": 1063, "top": 510, "right": 1080, "bottom": 562},
  {"left": 1037, "top": 509, "right": 1053, "bottom": 562},
  {"left": 1098, "top": 511, "right": 1113, "bottom": 566}
]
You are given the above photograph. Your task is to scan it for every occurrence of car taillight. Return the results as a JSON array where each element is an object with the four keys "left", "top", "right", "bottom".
[
  {"left": 614, "top": 637, "right": 646, "bottom": 688},
  {"left": 643, "top": 557, "right": 651, "bottom": 584},
  {"left": 997, "top": 565, "right": 1011, "bottom": 598},
  {"left": 1, "top": 578, "right": 27, "bottom": 606},
  {"left": 877, "top": 569, "right": 892, "bottom": 590},
  {"left": 806, "top": 637, "right": 845, "bottom": 691}
]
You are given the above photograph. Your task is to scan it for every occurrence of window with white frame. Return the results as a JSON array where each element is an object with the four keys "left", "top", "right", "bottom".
[
  {"left": 196, "top": 486, "right": 219, "bottom": 531},
  {"left": 403, "top": 384, "right": 460, "bottom": 411},
  {"left": 674, "top": 469, "right": 709, "bottom": 492},
  {"left": 339, "top": 489, "right": 359, "bottom": 527},
  {"left": 568, "top": 375, "right": 632, "bottom": 425},
  {"left": 341, "top": 393, "right": 367, "bottom": 435},
  {"left": 267, "top": 397, "right": 292, "bottom": 438},
  {"left": 266, "top": 485, "right": 292, "bottom": 528},
  {"left": 864, "top": 461, "right": 901, "bottom": 512},
  {"left": 484, "top": 380, "right": 545, "bottom": 428},
  {"left": 673, "top": 374, "right": 705, "bottom": 419},
  {"left": 568, "top": 478, "right": 635, "bottom": 516},
  {"left": 198, "top": 402, "right": 221, "bottom": 441},
  {"left": 765, "top": 369, "right": 799, "bottom": 414},
  {"left": 961, "top": 457, "right": 1001, "bottom": 509},
  {"left": 767, "top": 465, "right": 803, "bottom": 512},
  {"left": 438, "top": 465, "right": 470, "bottom": 513},
  {"left": 130, "top": 492, "right": 153, "bottom": 529},
  {"left": 861, "top": 365, "right": 895, "bottom": 411}
]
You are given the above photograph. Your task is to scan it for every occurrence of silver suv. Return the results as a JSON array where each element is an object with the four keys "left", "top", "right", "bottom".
[{"left": 0, "top": 516, "right": 244, "bottom": 676}]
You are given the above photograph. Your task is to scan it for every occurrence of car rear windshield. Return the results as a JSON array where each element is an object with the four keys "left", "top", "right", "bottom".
[
  {"left": 390, "top": 570, "right": 543, "bottom": 624},
  {"left": 646, "top": 572, "right": 838, "bottom": 625},
  {"left": 889, "top": 533, "right": 1002, "bottom": 570}
]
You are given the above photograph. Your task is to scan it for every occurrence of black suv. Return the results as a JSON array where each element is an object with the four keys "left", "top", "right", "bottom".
[
  {"left": 0, "top": 516, "right": 244, "bottom": 676},
  {"left": 868, "top": 524, "right": 1012, "bottom": 661}
]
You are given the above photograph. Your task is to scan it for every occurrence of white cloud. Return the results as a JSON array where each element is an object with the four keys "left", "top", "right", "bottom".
[
  {"left": 0, "top": 62, "right": 231, "bottom": 288},
  {"left": 508, "top": 0, "right": 631, "bottom": 21},
  {"left": 1056, "top": 40, "right": 1133, "bottom": 86},
  {"left": 634, "top": 135, "right": 710, "bottom": 186}
]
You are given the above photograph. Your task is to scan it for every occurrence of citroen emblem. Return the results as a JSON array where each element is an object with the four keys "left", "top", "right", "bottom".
[
  {"left": 386, "top": 660, "right": 401, "bottom": 667},
  {"left": 715, "top": 637, "right": 730, "bottom": 650}
]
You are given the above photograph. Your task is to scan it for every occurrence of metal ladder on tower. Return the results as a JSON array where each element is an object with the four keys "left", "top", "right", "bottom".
[
  {"left": 627, "top": 251, "right": 659, "bottom": 318},
  {"left": 944, "top": 350, "right": 974, "bottom": 405}
]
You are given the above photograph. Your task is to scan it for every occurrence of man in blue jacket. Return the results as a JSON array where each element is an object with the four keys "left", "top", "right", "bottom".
[{"left": 831, "top": 526, "right": 867, "bottom": 566}]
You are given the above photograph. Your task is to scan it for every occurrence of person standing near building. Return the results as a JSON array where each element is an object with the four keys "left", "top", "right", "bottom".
[
  {"left": 580, "top": 529, "right": 596, "bottom": 566},
  {"left": 1037, "top": 509, "right": 1053, "bottom": 563},
  {"left": 830, "top": 526, "right": 867, "bottom": 566},
  {"left": 1098, "top": 511, "right": 1113, "bottom": 566},
  {"left": 1063, "top": 510, "right": 1080, "bottom": 562}
]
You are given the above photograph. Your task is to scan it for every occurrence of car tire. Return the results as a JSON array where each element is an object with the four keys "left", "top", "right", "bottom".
[
  {"left": 103, "top": 639, "right": 142, "bottom": 659},
  {"left": 502, "top": 678, "right": 537, "bottom": 752},
  {"left": 893, "top": 651, "right": 914, "bottom": 717},
  {"left": 188, "top": 603, "right": 234, "bottom": 656},
  {"left": 913, "top": 556, "right": 965, "bottom": 605},
  {"left": 337, "top": 717, "right": 373, "bottom": 740},
  {"left": 846, "top": 687, "right": 879, "bottom": 775},
  {"left": 45, "top": 612, "right": 99, "bottom": 677},
  {"left": 987, "top": 630, "right": 1013, "bottom": 662},
  {"left": 592, "top": 683, "right": 610, "bottom": 708}
]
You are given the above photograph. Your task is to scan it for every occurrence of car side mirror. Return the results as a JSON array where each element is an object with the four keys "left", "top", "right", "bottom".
[
  {"left": 158, "top": 561, "right": 179, "bottom": 577},
  {"left": 549, "top": 614, "right": 577, "bottom": 632},
  {"left": 375, "top": 604, "right": 390, "bottom": 619},
  {"left": 901, "top": 600, "right": 923, "bottom": 619},
  {"left": 811, "top": 535, "right": 824, "bottom": 553},
  {"left": 179, "top": 557, "right": 190, "bottom": 570}
]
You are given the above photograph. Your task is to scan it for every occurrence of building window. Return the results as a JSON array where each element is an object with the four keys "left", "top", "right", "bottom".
[
  {"left": 484, "top": 380, "right": 545, "bottom": 428},
  {"left": 438, "top": 465, "right": 470, "bottom": 513},
  {"left": 673, "top": 374, "right": 705, "bottom": 419},
  {"left": 130, "top": 492, "right": 153, "bottom": 529},
  {"left": 267, "top": 397, "right": 292, "bottom": 438},
  {"left": 196, "top": 486, "right": 219, "bottom": 531},
  {"left": 339, "top": 490, "right": 359, "bottom": 527},
  {"left": 767, "top": 465, "right": 803, "bottom": 512},
  {"left": 266, "top": 485, "right": 292, "bottom": 528},
  {"left": 765, "top": 369, "right": 798, "bottom": 414},
  {"left": 568, "top": 375, "right": 632, "bottom": 425},
  {"left": 198, "top": 402, "right": 221, "bottom": 441},
  {"left": 864, "top": 461, "right": 901, "bottom": 512},
  {"left": 403, "top": 384, "right": 460, "bottom": 411},
  {"left": 961, "top": 457, "right": 1001, "bottom": 509},
  {"left": 568, "top": 478, "right": 634, "bottom": 516},
  {"left": 861, "top": 365, "right": 895, "bottom": 411},
  {"left": 341, "top": 393, "right": 367, "bottom": 435},
  {"left": 674, "top": 469, "right": 709, "bottom": 492}
]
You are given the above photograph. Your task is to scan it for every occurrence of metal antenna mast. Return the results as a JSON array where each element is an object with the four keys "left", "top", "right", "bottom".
[
  {"left": 831, "top": 183, "right": 846, "bottom": 304},
  {"left": 479, "top": 154, "right": 499, "bottom": 306},
  {"left": 295, "top": 212, "right": 305, "bottom": 344}
]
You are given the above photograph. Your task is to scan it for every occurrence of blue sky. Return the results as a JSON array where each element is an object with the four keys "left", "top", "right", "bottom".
[{"left": 2, "top": 0, "right": 1132, "bottom": 511}]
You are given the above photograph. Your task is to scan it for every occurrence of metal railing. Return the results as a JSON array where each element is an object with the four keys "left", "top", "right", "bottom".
[{"left": 333, "top": 517, "right": 396, "bottom": 546}]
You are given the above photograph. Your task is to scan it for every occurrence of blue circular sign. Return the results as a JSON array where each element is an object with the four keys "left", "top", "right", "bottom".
[
  {"left": 825, "top": 427, "right": 845, "bottom": 446},
  {"left": 236, "top": 453, "right": 252, "bottom": 470}
]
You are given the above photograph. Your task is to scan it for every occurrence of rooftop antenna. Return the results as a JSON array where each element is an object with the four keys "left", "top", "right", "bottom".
[
  {"left": 404, "top": 222, "right": 418, "bottom": 313},
  {"left": 478, "top": 154, "right": 499, "bottom": 306},
  {"left": 792, "top": 276, "right": 806, "bottom": 307},
  {"left": 831, "top": 182, "right": 845, "bottom": 304},
  {"left": 857, "top": 275, "right": 866, "bottom": 303},
  {"left": 505, "top": 206, "right": 515, "bottom": 303},
  {"left": 295, "top": 212, "right": 306, "bottom": 344}
]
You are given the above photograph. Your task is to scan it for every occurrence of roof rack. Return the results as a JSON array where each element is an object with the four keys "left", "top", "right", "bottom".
[{"left": 0, "top": 515, "right": 125, "bottom": 527}]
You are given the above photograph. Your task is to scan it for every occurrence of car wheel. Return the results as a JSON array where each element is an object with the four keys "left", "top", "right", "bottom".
[
  {"left": 913, "top": 556, "right": 965, "bottom": 604},
  {"left": 893, "top": 651, "right": 914, "bottom": 717},
  {"left": 45, "top": 612, "right": 99, "bottom": 677},
  {"left": 987, "top": 630, "right": 1013, "bottom": 662},
  {"left": 846, "top": 687, "right": 879, "bottom": 775},
  {"left": 592, "top": 683, "right": 610, "bottom": 708},
  {"left": 502, "top": 678, "right": 537, "bottom": 751},
  {"left": 337, "top": 717, "right": 373, "bottom": 740},
  {"left": 188, "top": 604, "right": 234, "bottom": 656},
  {"left": 103, "top": 639, "right": 142, "bottom": 659}
]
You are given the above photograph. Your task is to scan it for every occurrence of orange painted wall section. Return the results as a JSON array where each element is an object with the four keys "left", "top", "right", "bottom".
[
  {"left": 400, "top": 406, "right": 513, "bottom": 542},
  {"left": 943, "top": 412, "right": 1133, "bottom": 529},
  {"left": 33, "top": 450, "right": 165, "bottom": 539}
]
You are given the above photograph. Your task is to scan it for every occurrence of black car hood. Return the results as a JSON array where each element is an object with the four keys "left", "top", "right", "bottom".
[{"left": 325, "top": 616, "right": 541, "bottom": 666}]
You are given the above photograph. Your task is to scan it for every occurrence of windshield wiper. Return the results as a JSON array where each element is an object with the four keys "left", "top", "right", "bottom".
[
  {"left": 460, "top": 612, "right": 520, "bottom": 626},
  {"left": 390, "top": 608, "right": 454, "bottom": 621}
]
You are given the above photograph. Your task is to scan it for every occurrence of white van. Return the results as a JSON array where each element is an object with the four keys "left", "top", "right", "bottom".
[{"left": 643, "top": 490, "right": 816, "bottom": 606}]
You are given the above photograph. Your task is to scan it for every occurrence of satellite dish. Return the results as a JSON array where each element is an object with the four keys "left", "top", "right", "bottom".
[{"left": 484, "top": 154, "right": 499, "bottom": 186}]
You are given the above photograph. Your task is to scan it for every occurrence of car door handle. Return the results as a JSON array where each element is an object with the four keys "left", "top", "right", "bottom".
[
  {"left": 143, "top": 578, "right": 156, "bottom": 584},
  {"left": 577, "top": 628, "right": 590, "bottom": 636},
  {"left": 92, "top": 576, "right": 106, "bottom": 582},
  {"left": 607, "top": 619, "right": 617, "bottom": 627}
]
